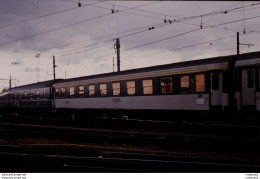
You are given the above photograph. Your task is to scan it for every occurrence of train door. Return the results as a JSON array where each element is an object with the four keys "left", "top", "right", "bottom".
[
  {"left": 210, "top": 73, "right": 222, "bottom": 107},
  {"left": 241, "top": 69, "right": 255, "bottom": 108}
]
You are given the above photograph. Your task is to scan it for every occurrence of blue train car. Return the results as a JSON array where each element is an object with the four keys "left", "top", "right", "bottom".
[{"left": 6, "top": 80, "right": 58, "bottom": 113}]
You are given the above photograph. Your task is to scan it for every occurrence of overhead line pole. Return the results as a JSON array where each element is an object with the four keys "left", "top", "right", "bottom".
[
  {"left": 0, "top": 75, "right": 18, "bottom": 89},
  {"left": 114, "top": 38, "right": 120, "bottom": 72},
  {"left": 237, "top": 32, "right": 240, "bottom": 55},
  {"left": 9, "top": 75, "right": 11, "bottom": 89},
  {"left": 53, "top": 55, "right": 56, "bottom": 80}
]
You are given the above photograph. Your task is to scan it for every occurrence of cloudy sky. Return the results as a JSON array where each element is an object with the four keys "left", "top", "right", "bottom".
[{"left": 0, "top": 0, "right": 260, "bottom": 91}]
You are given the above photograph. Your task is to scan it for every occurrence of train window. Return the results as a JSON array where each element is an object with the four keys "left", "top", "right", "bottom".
[
  {"left": 212, "top": 74, "right": 219, "bottom": 90},
  {"left": 196, "top": 74, "right": 205, "bottom": 92},
  {"left": 43, "top": 89, "right": 46, "bottom": 99},
  {"left": 161, "top": 77, "right": 173, "bottom": 94},
  {"left": 24, "top": 92, "right": 27, "bottom": 99},
  {"left": 89, "top": 85, "right": 95, "bottom": 97},
  {"left": 247, "top": 70, "right": 255, "bottom": 88},
  {"left": 30, "top": 91, "right": 33, "bottom": 99},
  {"left": 181, "top": 75, "right": 189, "bottom": 93},
  {"left": 100, "top": 84, "right": 107, "bottom": 96},
  {"left": 143, "top": 79, "right": 153, "bottom": 95},
  {"left": 19, "top": 92, "right": 22, "bottom": 100},
  {"left": 127, "top": 81, "right": 136, "bottom": 95},
  {"left": 36, "top": 90, "right": 40, "bottom": 99},
  {"left": 78, "top": 86, "right": 85, "bottom": 97},
  {"left": 55, "top": 88, "right": 59, "bottom": 99},
  {"left": 69, "top": 87, "right": 75, "bottom": 98},
  {"left": 112, "top": 82, "right": 120, "bottom": 96},
  {"left": 61, "top": 88, "right": 66, "bottom": 98}
]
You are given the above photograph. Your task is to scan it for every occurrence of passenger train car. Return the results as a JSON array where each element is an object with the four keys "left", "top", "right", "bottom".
[
  {"left": 0, "top": 80, "right": 59, "bottom": 116},
  {"left": 0, "top": 51, "right": 259, "bottom": 120},
  {"left": 52, "top": 55, "right": 233, "bottom": 115},
  {"left": 235, "top": 52, "right": 260, "bottom": 113}
]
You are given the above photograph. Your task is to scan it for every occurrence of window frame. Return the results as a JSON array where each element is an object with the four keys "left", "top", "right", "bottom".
[
  {"left": 24, "top": 91, "right": 28, "bottom": 100},
  {"left": 160, "top": 77, "right": 173, "bottom": 94},
  {"left": 55, "top": 88, "right": 59, "bottom": 99},
  {"left": 69, "top": 86, "right": 75, "bottom": 98},
  {"left": 89, "top": 85, "right": 95, "bottom": 97},
  {"left": 100, "top": 84, "right": 107, "bottom": 96},
  {"left": 112, "top": 82, "right": 120, "bottom": 96},
  {"left": 127, "top": 81, "right": 136, "bottom": 95},
  {"left": 36, "top": 90, "right": 40, "bottom": 99},
  {"left": 30, "top": 91, "right": 33, "bottom": 100},
  {"left": 195, "top": 74, "right": 205, "bottom": 93},
  {"left": 43, "top": 89, "right": 46, "bottom": 99},
  {"left": 78, "top": 86, "right": 85, "bottom": 97},
  {"left": 180, "top": 75, "right": 190, "bottom": 93},
  {"left": 142, "top": 79, "right": 153, "bottom": 95},
  {"left": 61, "top": 88, "right": 66, "bottom": 98}
]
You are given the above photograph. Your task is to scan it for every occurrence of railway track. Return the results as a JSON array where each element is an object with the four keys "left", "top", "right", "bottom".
[
  {"left": 0, "top": 121, "right": 259, "bottom": 150},
  {"left": 0, "top": 145, "right": 259, "bottom": 172},
  {"left": 0, "top": 119, "right": 259, "bottom": 172},
  {"left": 1, "top": 114, "right": 259, "bottom": 139}
]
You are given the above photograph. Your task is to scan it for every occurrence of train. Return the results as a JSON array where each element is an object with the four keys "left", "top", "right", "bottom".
[{"left": 0, "top": 50, "right": 260, "bottom": 121}]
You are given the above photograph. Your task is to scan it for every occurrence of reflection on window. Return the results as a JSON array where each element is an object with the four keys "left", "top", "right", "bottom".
[
  {"left": 43, "top": 89, "right": 46, "bottom": 99},
  {"left": 161, "top": 77, "right": 172, "bottom": 94},
  {"left": 36, "top": 90, "right": 40, "bottom": 99},
  {"left": 24, "top": 92, "right": 27, "bottom": 99},
  {"left": 69, "top": 87, "right": 75, "bottom": 98},
  {"left": 61, "top": 88, "right": 66, "bottom": 98},
  {"left": 89, "top": 85, "right": 95, "bottom": 97},
  {"left": 127, "top": 81, "right": 135, "bottom": 95},
  {"left": 212, "top": 74, "right": 219, "bottom": 90},
  {"left": 100, "top": 84, "right": 107, "bottom": 96},
  {"left": 30, "top": 91, "right": 33, "bottom": 99},
  {"left": 143, "top": 79, "right": 153, "bottom": 95},
  {"left": 19, "top": 92, "right": 22, "bottom": 100},
  {"left": 55, "top": 88, "right": 59, "bottom": 99},
  {"left": 78, "top": 86, "right": 85, "bottom": 97},
  {"left": 247, "top": 70, "right": 255, "bottom": 88},
  {"left": 112, "top": 82, "right": 120, "bottom": 96},
  {"left": 181, "top": 75, "right": 189, "bottom": 93},
  {"left": 196, "top": 74, "right": 205, "bottom": 92}
]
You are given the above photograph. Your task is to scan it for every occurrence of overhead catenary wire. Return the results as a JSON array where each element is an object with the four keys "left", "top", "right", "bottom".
[
  {"left": 2, "top": 2, "right": 259, "bottom": 66},
  {"left": 0, "top": 1, "right": 164, "bottom": 48},
  {"left": 0, "top": 7, "right": 78, "bottom": 29},
  {"left": 0, "top": 0, "right": 109, "bottom": 29},
  {"left": 59, "top": 8, "right": 260, "bottom": 57},
  {"left": 42, "top": 2, "right": 260, "bottom": 54},
  {"left": 123, "top": 35, "right": 238, "bottom": 60},
  {"left": 86, "top": 15, "right": 260, "bottom": 61},
  {"left": 59, "top": 22, "right": 166, "bottom": 55},
  {"left": 1, "top": 1, "right": 258, "bottom": 50},
  {"left": 40, "top": 22, "right": 165, "bottom": 52},
  {"left": 123, "top": 15, "right": 260, "bottom": 53}
]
